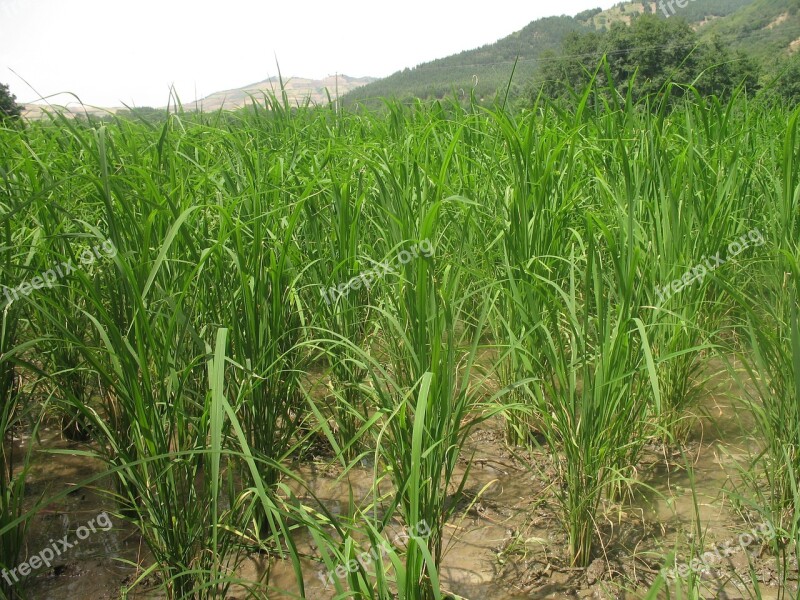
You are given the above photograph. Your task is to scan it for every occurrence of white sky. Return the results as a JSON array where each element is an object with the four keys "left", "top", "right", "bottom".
[{"left": 0, "top": 0, "right": 619, "bottom": 108}]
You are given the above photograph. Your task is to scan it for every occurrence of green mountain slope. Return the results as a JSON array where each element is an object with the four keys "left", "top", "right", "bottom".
[
  {"left": 585, "top": 0, "right": 754, "bottom": 25},
  {"left": 345, "top": 16, "right": 584, "bottom": 106},
  {"left": 344, "top": 0, "right": 781, "bottom": 106},
  {"left": 698, "top": 0, "right": 800, "bottom": 63}
]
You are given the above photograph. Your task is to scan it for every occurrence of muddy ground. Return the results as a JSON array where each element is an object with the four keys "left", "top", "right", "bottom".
[{"left": 12, "top": 363, "right": 799, "bottom": 599}]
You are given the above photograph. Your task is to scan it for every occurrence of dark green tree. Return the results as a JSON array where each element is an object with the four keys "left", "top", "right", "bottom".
[
  {"left": 531, "top": 15, "right": 759, "bottom": 105},
  {"left": 694, "top": 35, "right": 759, "bottom": 97},
  {"left": 0, "top": 84, "right": 22, "bottom": 122},
  {"left": 575, "top": 7, "right": 602, "bottom": 21},
  {"left": 773, "top": 54, "right": 800, "bottom": 105},
  {"left": 600, "top": 17, "right": 700, "bottom": 98},
  {"left": 537, "top": 30, "right": 603, "bottom": 100}
]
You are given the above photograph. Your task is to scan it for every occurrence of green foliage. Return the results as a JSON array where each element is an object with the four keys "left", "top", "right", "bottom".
[
  {"left": 533, "top": 15, "right": 758, "bottom": 104},
  {"left": 0, "top": 227, "right": 35, "bottom": 600},
  {"left": 699, "top": 0, "right": 800, "bottom": 63},
  {"left": 772, "top": 53, "right": 800, "bottom": 105},
  {"left": 575, "top": 7, "right": 603, "bottom": 21},
  {"left": 113, "top": 105, "right": 168, "bottom": 123},
  {"left": 0, "top": 84, "right": 22, "bottom": 123}
]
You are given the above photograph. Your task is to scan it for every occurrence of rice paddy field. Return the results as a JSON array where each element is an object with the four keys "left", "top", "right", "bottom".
[{"left": 0, "top": 86, "right": 799, "bottom": 599}]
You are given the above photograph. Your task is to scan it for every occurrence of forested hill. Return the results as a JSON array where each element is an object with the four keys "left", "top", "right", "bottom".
[
  {"left": 698, "top": 0, "right": 800, "bottom": 62},
  {"left": 584, "top": 0, "right": 754, "bottom": 25},
  {"left": 343, "top": 16, "right": 585, "bottom": 106},
  {"left": 343, "top": 0, "right": 800, "bottom": 107}
]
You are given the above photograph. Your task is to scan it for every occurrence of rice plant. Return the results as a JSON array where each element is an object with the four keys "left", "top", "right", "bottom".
[
  {"left": 0, "top": 168, "right": 41, "bottom": 600},
  {"left": 355, "top": 189, "right": 500, "bottom": 597},
  {"left": 721, "top": 108, "right": 800, "bottom": 513},
  {"left": 490, "top": 100, "right": 584, "bottom": 446},
  {"left": 517, "top": 223, "right": 658, "bottom": 567},
  {"left": 303, "top": 159, "right": 373, "bottom": 462}
]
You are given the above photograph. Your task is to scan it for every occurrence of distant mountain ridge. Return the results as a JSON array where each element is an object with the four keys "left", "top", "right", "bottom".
[
  {"left": 22, "top": 74, "right": 376, "bottom": 119},
  {"left": 344, "top": 0, "right": 799, "bottom": 106},
  {"left": 193, "top": 74, "right": 377, "bottom": 111}
]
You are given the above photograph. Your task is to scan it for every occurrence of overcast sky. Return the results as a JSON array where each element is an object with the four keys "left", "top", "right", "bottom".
[{"left": 0, "top": 0, "right": 619, "bottom": 108}]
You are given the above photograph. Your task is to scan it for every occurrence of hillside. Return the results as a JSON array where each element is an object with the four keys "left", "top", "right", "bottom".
[
  {"left": 343, "top": 0, "right": 783, "bottom": 106},
  {"left": 698, "top": 0, "right": 800, "bottom": 63},
  {"left": 344, "top": 16, "right": 585, "bottom": 106},
  {"left": 585, "top": 0, "right": 754, "bottom": 26}
]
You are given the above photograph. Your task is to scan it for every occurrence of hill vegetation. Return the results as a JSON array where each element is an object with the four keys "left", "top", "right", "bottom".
[
  {"left": 700, "top": 0, "right": 800, "bottom": 62},
  {"left": 344, "top": 0, "right": 800, "bottom": 107},
  {"left": 345, "top": 16, "right": 585, "bottom": 106},
  {"left": 581, "top": 0, "right": 753, "bottom": 26},
  {"left": 535, "top": 15, "right": 758, "bottom": 104}
]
